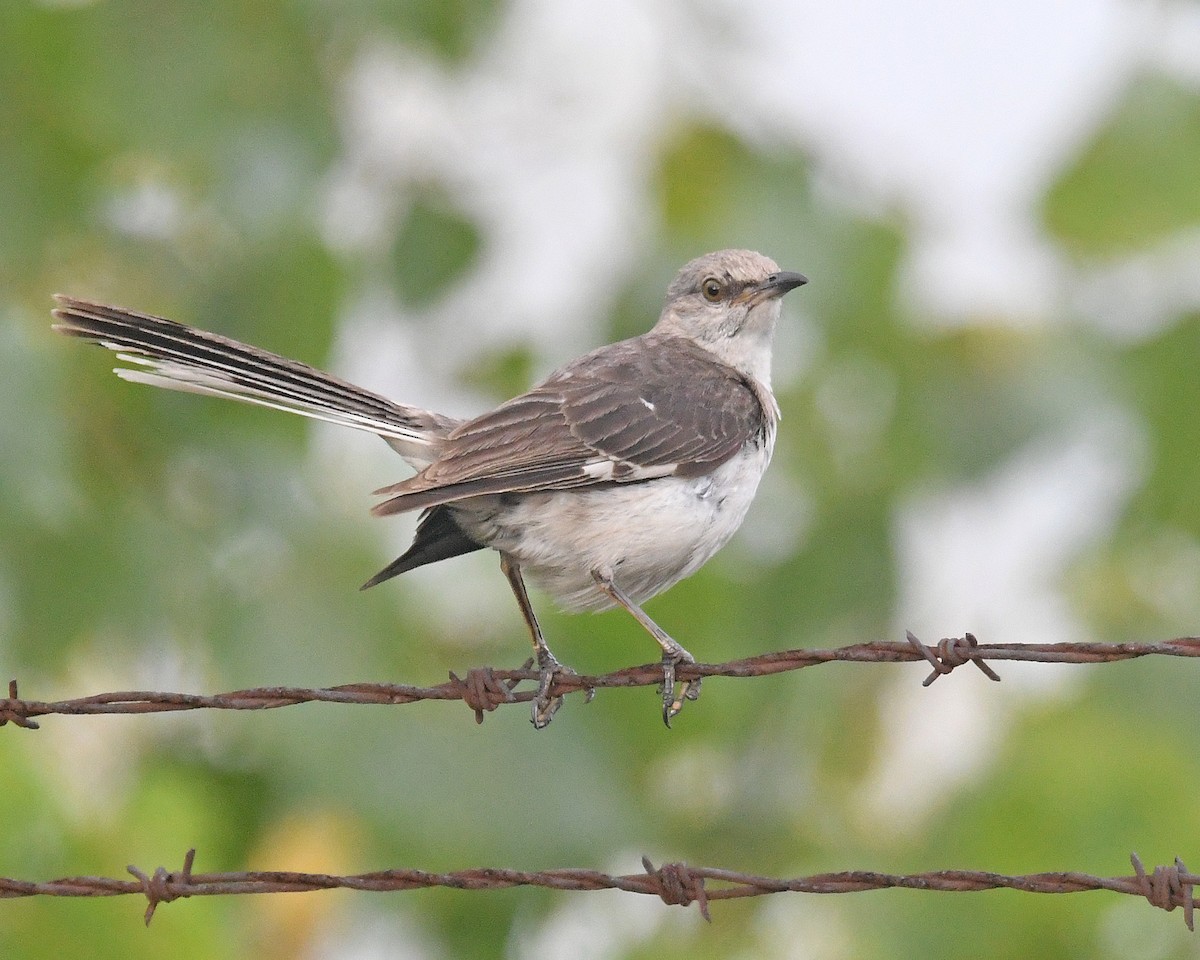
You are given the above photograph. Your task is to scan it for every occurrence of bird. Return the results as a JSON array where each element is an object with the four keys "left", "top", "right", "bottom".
[{"left": 52, "top": 249, "right": 807, "bottom": 727}]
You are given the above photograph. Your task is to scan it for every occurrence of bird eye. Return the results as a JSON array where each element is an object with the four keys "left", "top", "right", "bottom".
[{"left": 701, "top": 277, "right": 723, "bottom": 302}]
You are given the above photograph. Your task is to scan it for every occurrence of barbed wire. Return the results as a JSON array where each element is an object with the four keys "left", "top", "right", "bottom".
[
  {"left": 0, "top": 850, "right": 1193, "bottom": 929},
  {"left": 3, "top": 633, "right": 1198, "bottom": 728},
  {"left": 4, "top": 639, "right": 1197, "bottom": 934}
]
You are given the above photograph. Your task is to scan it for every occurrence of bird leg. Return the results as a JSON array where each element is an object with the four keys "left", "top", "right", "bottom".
[
  {"left": 500, "top": 554, "right": 591, "bottom": 728},
  {"left": 590, "top": 566, "right": 701, "bottom": 726}
]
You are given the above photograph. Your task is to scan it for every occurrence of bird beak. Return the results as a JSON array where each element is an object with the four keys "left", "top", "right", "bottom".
[{"left": 738, "top": 271, "right": 808, "bottom": 307}]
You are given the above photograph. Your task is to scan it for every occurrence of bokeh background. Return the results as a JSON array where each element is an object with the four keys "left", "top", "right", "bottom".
[{"left": 3, "top": 0, "right": 1200, "bottom": 956}]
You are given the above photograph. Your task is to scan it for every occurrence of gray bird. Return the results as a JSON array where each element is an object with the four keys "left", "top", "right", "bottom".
[{"left": 52, "top": 250, "right": 807, "bottom": 726}]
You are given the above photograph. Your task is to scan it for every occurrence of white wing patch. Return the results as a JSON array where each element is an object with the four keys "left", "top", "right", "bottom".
[{"left": 580, "top": 457, "right": 678, "bottom": 483}]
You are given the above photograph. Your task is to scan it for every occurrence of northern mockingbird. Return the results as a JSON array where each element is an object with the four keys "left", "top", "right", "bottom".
[{"left": 52, "top": 249, "right": 807, "bottom": 726}]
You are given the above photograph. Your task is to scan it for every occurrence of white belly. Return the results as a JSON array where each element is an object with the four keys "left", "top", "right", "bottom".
[{"left": 454, "top": 442, "right": 772, "bottom": 611}]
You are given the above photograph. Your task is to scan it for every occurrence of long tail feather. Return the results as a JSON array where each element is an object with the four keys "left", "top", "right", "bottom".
[{"left": 52, "top": 295, "right": 459, "bottom": 462}]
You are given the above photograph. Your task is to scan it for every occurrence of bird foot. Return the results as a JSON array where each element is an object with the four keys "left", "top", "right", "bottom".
[
  {"left": 530, "top": 650, "right": 594, "bottom": 729},
  {"left": 660, "top": 651, "right": 701, "bottom": 727}
]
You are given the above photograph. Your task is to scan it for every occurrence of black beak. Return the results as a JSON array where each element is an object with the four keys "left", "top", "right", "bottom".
[
  {"left": 741, "top": 270, "right": 808, "bottom": 306},
  {"left": 764, "top": 271, "right": 808, "bottom": 295}
]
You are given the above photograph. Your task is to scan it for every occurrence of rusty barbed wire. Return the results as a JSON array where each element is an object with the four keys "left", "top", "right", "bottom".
[
  {"left": 2, "top": 633, "right": 1198, "bottom": 728},
  {"left": 0, "top": 850, "right": 1193, "bottom": 930}
]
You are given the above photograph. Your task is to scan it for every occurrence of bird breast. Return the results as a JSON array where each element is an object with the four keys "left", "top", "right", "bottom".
[{"left": 453, "top": 435, "right": 774, "bottom": 612}]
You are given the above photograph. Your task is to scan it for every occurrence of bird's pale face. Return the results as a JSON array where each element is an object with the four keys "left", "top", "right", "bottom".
[{"left": 654, "top": 249, "right": 807, "bottom": 381}]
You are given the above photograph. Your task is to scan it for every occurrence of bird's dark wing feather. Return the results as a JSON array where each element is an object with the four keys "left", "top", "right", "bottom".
[
  {"left": 557, "top": 338, "right": 767, "bottom": 476},
  {"left": 372, "top": 336, "right": 768, "bottom": 515}
]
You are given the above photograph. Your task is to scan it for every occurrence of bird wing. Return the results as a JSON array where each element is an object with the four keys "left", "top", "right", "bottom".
[{"left": 371, "top": 335, "right": 770, "bottom": 515}]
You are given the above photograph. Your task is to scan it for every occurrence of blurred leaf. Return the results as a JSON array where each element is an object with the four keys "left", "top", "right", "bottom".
[
  {"left": 1122, "top": 311, "right": 1200, "bottom": 531},
  {"left": 457, "top": 342, "right": 537, "bottom": 400},
  {"left": 0, "top": 0, "right": 335, "bottom": 293},
  {"left": 656, "top": 123, "right": 823, "bottom": 264},
  {"left": 1043, "top": 73, "right": 1200, "bottom": 256},
  {"left": 391, "top": 189, "right": 482, "bottom": 307}
]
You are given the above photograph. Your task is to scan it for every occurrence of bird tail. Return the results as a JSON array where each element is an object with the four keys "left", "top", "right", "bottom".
[{"left": 52, "top": 295, "right": 460, "bottom": 464}]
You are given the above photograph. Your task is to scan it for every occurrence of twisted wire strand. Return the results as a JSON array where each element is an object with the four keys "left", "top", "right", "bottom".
[
  {"left": 3, "top": 635, "right": 1198, "bottom": 728},
  {"left": 0, "top": 851, "right": 1193, "bottom": 930}
]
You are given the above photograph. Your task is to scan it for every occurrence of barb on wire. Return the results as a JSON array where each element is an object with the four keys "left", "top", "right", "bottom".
[
  {"left": 3, "top": 633, "right": 1199, "bottom": 728},
  {"left": 0, "top": 851, "right": 1194, "bottom": 931},
  {"left": 905, "top": 630, "right": 1003, "bottom": 685}
]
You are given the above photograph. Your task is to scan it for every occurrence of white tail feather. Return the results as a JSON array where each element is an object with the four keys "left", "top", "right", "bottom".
[{"left": 114, "top": 363, "right": 439, "bottom": 466}]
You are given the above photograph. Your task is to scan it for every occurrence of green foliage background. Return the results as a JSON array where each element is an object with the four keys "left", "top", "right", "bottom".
[{"left": 2, "top": 2, "right": 1198, "bottom": 957}]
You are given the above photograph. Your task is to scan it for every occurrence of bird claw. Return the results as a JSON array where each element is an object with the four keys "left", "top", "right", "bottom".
[
  {"left": 660, "top": 652, "right": 701, "bottom": 727},
  {"left": 530, "top": 651, "right": 593, "bottom": 729}
]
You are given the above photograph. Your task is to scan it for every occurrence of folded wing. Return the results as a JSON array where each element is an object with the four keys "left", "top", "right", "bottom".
[{"left": 372, "top": 335, "right": 769, "bottom": 515}]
